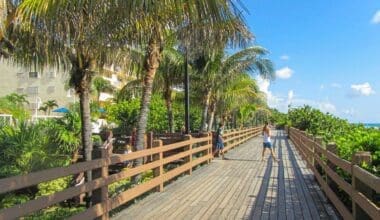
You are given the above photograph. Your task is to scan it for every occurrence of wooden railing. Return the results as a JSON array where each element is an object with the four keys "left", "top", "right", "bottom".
[
  {"left": 0, "top": 126, "right": 261, "bottom": 219},
  {"left": 222, "top": 127, "right": 262, "bottom": 153},
  {"left": 287, "top": 127, "right": 380, "bottom": 220}
]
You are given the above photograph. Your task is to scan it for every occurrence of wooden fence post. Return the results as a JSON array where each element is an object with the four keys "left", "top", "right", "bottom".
[
  {"left": 92, "top": 147, "right": 109, "bottom": 220},
  {"left": 313, "top": 136, "right": 324, "bottom": 175},
  {"left": 352, "top": 151, "right": 372, "bottom": 220},
  {"left": 286, "top": 126, "right": 290, "bottom": 138},
  {"left": 183, "top": 134, "right": 193, "bottom": 175},
  {"left": 307, "top": 134, "right": 315, "bottom": 168},
  {"left": 326, "top": 143, "right": 338, "bottom": 192},
  {"left": 152, "top": 139, "right": 164, "bottom": 192},
  {"left": 208, "top": 132, "right": 212, "bottom": 163},
  {"left": 200, "top": 132, "right": 212, "bottom": 164},
  {"left": 145, "top": 132, "right": 153, "bottom": 163}
]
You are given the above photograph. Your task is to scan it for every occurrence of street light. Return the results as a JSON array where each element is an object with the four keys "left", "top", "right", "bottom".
[
  {"left": 184, "top": 47, "right": 190, "bottom": 134},
  {"left": 34, "top": 96, "right": 42, "bottom": 120}
]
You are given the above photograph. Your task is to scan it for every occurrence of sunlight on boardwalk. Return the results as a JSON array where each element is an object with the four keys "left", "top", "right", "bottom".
[{"left": 112, "top": 131, "right": 338, "bottom": 220}]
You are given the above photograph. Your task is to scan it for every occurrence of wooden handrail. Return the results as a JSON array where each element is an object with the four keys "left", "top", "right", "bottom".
[
  {"left": 287, "top": 127, "right": 380, "bottom": 220},
  {"left": 0, "top": 126, "right": 262, "bottom": 219}
]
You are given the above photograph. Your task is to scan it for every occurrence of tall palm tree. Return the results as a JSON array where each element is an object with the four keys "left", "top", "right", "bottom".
[
  {"left": 0, "top": 0, "right": 17, "bottom": 58},
  {"left": 219, "top": 74, "right": 262, "bottom": 127},
  {"left": 14, "top": 1, "right": 124, "bottom": 204},
  {"left": 154, "top": 46, "right": 185, "bottom": 132},
  {"left": 193, "top": 46, "right": 275, "bottom": 131}
]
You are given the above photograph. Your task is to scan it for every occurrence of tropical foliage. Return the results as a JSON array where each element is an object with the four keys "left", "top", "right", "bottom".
[
  {"left": 0, "top": 0, "right": 276, "bottom": 216},
  {"left": 286, "top": 106, "right": 379, "bottom": 176}
]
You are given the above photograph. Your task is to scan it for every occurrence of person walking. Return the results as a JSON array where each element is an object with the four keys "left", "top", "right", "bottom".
[
  {"left": 216, "top": 123, "right": 225, "bottom": 159},
  {"left": 262, "top": 122, "right": 279, "bottom": 162}
]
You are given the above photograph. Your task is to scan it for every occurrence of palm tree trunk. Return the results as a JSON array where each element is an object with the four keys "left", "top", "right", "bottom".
[
  {"left": 164, "top": 85, "right": 174, "bottom": 133},
  {"left": 78, "top": 76, "right": 93, "bottom": 206},
  {"left": 135, "top": 36, "right": 161, "bottom": 182},
  {"left": 200, "top": 90, "right": 211, "bottom": 132},
  {"left": 207, "top": 102, "right": 216, "bottom": 131}
]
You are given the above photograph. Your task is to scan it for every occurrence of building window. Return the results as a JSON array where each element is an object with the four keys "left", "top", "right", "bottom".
[
  {"left": 48, "top": 71, "right": 56, "bottom": 78},
  {"left": 27, "top": 86, "right": 38, "bottom": 95},
  {"left": 29, "top": 72, "right": 39, "bottom": 78},
  {"left": 47, "top": 86, "right": 55, "bottom": 93},
  {"left": 29, "top": 102, "right": 38, "bottom": 109},
  {"left": 17, "top": 72, "right": 24, "bottom": 78},
  {"left": 16, "top": 88, "right": 24, "bottom": 94}
]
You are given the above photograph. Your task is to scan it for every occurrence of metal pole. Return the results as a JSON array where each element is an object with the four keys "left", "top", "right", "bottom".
[{"left": 184, "top": 48, "right": 190, "bottom": 134}]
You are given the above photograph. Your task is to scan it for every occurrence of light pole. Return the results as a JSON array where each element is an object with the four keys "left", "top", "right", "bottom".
[
  {"left": 184, "top": 47, "right": 190, "bottom": 134},
  {"left": 34, "top": 96, "right": 42, "bottom": 120}
]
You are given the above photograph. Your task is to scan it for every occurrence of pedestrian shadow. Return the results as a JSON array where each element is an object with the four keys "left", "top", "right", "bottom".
[
  {"left": 247, "top": 130, "right": 308, "bottom": 219},
  {"left": 222, "top": 158, "right": 263, "bottom": 162}
]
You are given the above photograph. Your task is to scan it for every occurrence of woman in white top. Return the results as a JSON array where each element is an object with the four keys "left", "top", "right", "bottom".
[{"left": 262, "top": 122, "right": 279, "bottom": 162}]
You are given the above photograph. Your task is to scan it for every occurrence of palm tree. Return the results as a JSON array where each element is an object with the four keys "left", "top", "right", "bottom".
[
  {"left": 0, "top": 0, "right": 17, "bottom": 58},
  {"left": 43, "top": 99, "right": 58, "bottom": 115},
  {"left": 5, "top": 93, "right": 29, "bottom": 107},
  {"left": 192, "top": 46, "right": 275, "bottom": 131},
  {"left": 14, "top": 1, "right": 124, "bottom": 204},
  {"left": 214, "top": 73, "right": 263, "bottom": 128},
  {"left": 154, "top": 46, "right": 185, "bottom": 132},
  {"left": 38, "top": 105, "right": 48, "bottom": 115}
]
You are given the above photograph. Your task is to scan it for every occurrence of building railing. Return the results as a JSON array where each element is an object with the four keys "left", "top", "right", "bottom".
[
  {"left": 0, "top": 126, "right": 262, "bottom": 219},
  {"left": 287, "top": 127, "right": 380, "bottom": 220}
]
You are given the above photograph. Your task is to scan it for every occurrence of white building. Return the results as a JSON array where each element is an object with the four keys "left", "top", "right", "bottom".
[{"left": 0, "top": 60, "right": 75, "bottom": 114}]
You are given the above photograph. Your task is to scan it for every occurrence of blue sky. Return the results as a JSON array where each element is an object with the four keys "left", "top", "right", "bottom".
[{"left": 242, "top": 0, "right": 380, "bottom": 123}]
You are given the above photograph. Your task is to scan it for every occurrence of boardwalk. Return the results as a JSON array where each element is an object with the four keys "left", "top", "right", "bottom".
[{"left": 112, "top": 130, "right": 339, "bottom": 220}]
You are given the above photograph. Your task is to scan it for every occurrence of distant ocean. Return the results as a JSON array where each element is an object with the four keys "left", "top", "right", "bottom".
[{"left": 363, "top": 123, "right": 380, "bottom": 129}]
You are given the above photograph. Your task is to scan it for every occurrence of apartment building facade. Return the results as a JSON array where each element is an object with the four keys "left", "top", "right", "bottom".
[{"left": 0, "top": 60, "right": 75, "bottom": 114}]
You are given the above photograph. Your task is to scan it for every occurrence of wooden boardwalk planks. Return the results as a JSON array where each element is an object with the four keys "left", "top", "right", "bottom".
[{"left": 112, "top": 130, "right": 338, "bottom": 220}]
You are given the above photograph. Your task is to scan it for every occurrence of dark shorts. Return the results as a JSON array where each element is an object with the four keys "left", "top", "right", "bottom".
[
  {"left": 263, "top": 142, "right": 272, "bottom": 148},
  {"left": 216, "top": 142, "right": 224, "bottom": 150}
]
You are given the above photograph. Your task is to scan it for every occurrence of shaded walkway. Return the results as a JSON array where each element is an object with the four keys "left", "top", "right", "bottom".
[{"left": 112, "top": 131, "right": 338, "bottom": 220}]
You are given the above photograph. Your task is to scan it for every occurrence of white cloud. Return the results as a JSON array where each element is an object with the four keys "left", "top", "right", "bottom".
[
  {"left": 256, "top": 76, "right": 286, "bottom": 111},
  {"left": 343, "top": 108, "right": 355, "bottom": 116},
  {"left": 319, "top": 102, "right": 337, "bottom": 113},
  {"left": 320, "top": 84, "right": 325, "bottom": 90},
  {"left": 287, "top": 90, "right": 294, "bottom": 106},
  {"left": 350, "top": 82, "right": 375, "bottom": 96},
  {"left": 371, "top": 10, "right": 380, "bottom": 24},
  {"left": 275, "top": 67, "right": 293, "bottom": 79},
  {"left": 257, "top": 76, "right": 337, "bottom": 114},
  {"left": 287, "top": 90, "right": 294, "bottom": 101},
  {"left": 290, "top": 98, "right": 337, "bottom": 114},
  {"left": 280, "top": 55, "right": 289, "bottom": 61},
  {"left": 331, "top": 83, "right": 342, "bottom": 88}
]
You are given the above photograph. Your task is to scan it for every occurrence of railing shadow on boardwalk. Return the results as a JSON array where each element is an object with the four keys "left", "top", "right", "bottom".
[{"left": 247, "top": 131, "right": 321, "bottom": 220}]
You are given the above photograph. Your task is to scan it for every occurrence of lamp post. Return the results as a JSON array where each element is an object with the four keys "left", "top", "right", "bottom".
[
  {"left": 34, "top": 96, "right": 42, "bottom": 121},
  {"left": 184, "top": 48, "right": 190, "bottom": 134}
]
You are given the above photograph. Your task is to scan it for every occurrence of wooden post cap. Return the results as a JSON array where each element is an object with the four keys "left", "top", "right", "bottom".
[
  {"left": 153, "top": 139, "right": 163, "bottom": 147},
  {"left": 352, "top": 151, "right": 372, "bottom": 165},
  {"left": 315, "top": 137, "right": 323, "bottom": 145},
  {"left": 327, "top": 143, "right": 337, "bottom": 154}
]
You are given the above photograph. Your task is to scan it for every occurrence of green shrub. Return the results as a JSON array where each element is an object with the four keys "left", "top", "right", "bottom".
[
  {"left": 36, "top": 177, "right": 71, "bottom": 197},
  {"left": 0, "top": 194, "right": 31, "bottom": 209},
  {"left": 288, "top": 105, "right": 380, "bottom": 176},
  {"left": 25, "top": 206, "right": 85, "bottom": 220}
]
